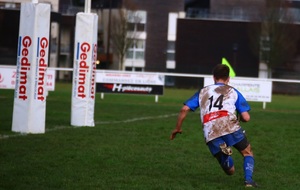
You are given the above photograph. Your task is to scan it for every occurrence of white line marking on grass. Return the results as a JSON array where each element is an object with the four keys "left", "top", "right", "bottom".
[
  {"left": 95, "top": 113, "right": 178, "bottom": 124},
  {"left": 0, "top": 133, "right": 28, "bottom": 139},
  {"left": 0, "top": 126, "right": 73, "bottom": 140},
  {"left": 0, "top": 113, "right": 178, "bottom": 140}
]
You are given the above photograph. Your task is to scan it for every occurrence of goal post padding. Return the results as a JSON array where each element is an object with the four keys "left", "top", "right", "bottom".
[
  {"left": 71, "top": 13, "right": 98, "bottom": 127},
  {"left": 12, "top": 2, "right": 51, "bottom": 134}
]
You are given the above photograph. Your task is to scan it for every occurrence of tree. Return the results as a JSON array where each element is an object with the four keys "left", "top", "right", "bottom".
[
  {"left": 110, "top": 1, "right": 142, "bottom": 70},
  {"left": 250, "top": 0, "right": 299, "bottom": 77}
]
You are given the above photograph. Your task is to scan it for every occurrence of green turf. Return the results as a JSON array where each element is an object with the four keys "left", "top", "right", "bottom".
[{"left": 1, "top": 83, "right": 300, "bottom": 189}]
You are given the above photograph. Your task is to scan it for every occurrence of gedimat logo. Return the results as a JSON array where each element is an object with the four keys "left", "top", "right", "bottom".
[
  {"left": 35, "top": 37, "right": 49, "bottom": 101},
  {"left": 76, "top": 42, "right": 90, "bottom": 99},
  {"left": 90, "top": 43, "right": 97, "bottom": 99},
  {"left": 17, "top": 36, "right": 32, "bottom": 101}
]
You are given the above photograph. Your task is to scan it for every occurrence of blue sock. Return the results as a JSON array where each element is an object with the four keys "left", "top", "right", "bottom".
[
  {"left": 244, "top": 156, "right": 254, "bottom": 181},
  {"left": 221, "top": 154, "right": 234, "bottom": 170}
]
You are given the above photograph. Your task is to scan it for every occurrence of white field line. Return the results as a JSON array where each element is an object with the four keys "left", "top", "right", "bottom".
[
  {"left": 95, "top": 113, "right": 178, "bottom": 124},
  {"left": 0, "top": 113, "right": 178, "bottom": 140}
]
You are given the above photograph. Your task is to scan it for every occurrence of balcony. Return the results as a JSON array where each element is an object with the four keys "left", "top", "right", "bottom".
[{"left": 186, "top": 8, "right": 300, "bottom": 23}]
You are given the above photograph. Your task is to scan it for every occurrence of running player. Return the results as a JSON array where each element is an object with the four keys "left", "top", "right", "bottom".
[{"left": 170, "top": 64, "right": 258, "bottom": 188}]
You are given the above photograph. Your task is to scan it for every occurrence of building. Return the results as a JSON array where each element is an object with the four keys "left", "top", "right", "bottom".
[
  {"left": 0, "top": 0, "right": 60, "bottom": 70},
  {"left": 0, "top": 0, "right": 185, "bottom": 79},
  {"left": 178, "top": 0, "right": 300, "bottom": 91},
  {"left": 59, "top": 0, "right": 185, "bottom": 73},
  {"left": 1, "top": 0, "right": 300, "bottom": 88}
]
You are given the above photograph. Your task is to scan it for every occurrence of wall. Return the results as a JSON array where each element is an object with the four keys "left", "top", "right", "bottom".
[
  {"left": 129, "top": 0, "right": 185, "bottom": 72},
  {"left": 175, "top": 18, "right": 260, "bottom": 88}
]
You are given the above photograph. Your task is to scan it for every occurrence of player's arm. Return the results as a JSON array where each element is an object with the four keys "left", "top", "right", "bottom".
[
  {"left": 170, "top": 90, "right": 199, "bottom": 140},
  {"left": 239, "top": 111, "right": 250, "bottom": 122},
  {"left": 234, "top": 89, "right": 251, "bottom": 122},
  {"left": 170, "top": 105, "right": 190, "bottom": 140}
]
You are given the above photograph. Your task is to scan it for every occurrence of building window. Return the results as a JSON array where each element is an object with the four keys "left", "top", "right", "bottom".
[
  {"left": 127, "top": 10, "right": 147, "bottom": 31},
  {"left": 127, "top": 22, "right": 146, "bottom": 32},
  {"left": 127, "top": 23, "right": 135, "bottom": 31},
  {"left": 125, "top": 67, "right": 143, "bottom": 71},
  {"left": 136, "top": 23, "right": 146, "bottom": 32},
  {"left": 166, "top": 41, "right": 175, "bottom": 61},
  {"left": 126, "top": 10, "right": 146, "bottom": 60},
  {"left": 124, "top": 10, "right": 147, "bottom": 71},
  {"left": 126, "top": 39, "right": 145, "bottom": 60},
  {"left": 167, "top": 52, "right": 175, "bottom": 61}
]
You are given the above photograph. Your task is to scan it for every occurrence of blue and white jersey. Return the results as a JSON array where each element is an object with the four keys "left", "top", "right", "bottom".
[{"left": 184, "top": 83, "right": 250, "bottom": 143}]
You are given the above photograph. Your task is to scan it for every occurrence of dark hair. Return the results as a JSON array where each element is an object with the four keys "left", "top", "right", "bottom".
[{"left": 212, "top": 64, "right": 230, "bottom": 80}]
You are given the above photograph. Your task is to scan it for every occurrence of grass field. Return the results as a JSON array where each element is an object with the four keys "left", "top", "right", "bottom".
[{"left": 1, "top": 82, "right": 300, "bottom": 190}]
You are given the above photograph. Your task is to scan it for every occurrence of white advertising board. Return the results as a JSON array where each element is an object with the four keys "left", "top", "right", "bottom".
[
  {"left": 204, "top": 77, "right": 272, "bottom": 102},
  {"left": 96, "top": 71, "right": 165, "bottom": 95},
  {"left": 0, "top": 67, "right": 55, "bottom": 91},
  {"left": 96, "top": 71, "right": 165, "bottom": 85}
]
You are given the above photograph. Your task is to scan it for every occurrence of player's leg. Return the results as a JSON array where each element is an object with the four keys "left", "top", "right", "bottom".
[
  {"left": 214, "top": 151, "right": 235, "bottom": 175},
  {"left": 233, "top": 135, "right": 258, "bottom": 187},
  {"left": 207, "top": 138, "right": 235, "bottom": 175}
]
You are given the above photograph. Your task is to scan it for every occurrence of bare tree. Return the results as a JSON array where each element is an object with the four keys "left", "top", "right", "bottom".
[
  {"left": 249, "top": 0, "right": 299, "bottom": 77},
  {"left": 110, "top": 1, "right": 142, "bottom": 70}
]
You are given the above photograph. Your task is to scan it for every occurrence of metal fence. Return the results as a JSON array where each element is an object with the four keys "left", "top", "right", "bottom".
[{"left": 1, "top": 65, "right": 300, "bottom": 95}]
